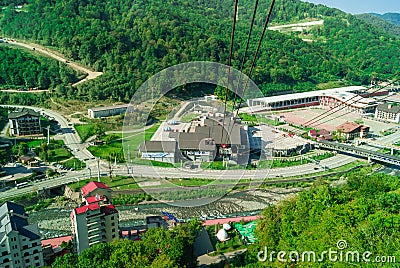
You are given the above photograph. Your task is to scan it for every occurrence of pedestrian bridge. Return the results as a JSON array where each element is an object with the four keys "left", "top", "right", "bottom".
[{"left": 316, "top": 141, "right": 400, "bottom": 166}]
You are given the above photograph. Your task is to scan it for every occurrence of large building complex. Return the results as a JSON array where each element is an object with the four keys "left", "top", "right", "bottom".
[
  {"left": 88, "top": 104, "right": 129, "bottom": 119},
  {"left": 70, "top": 182, "right": 119, "bottom": 254},
  {"left": 8, "top": 108, "right": 42, "bottom": 136},
  {"left": 140, "top": 115, "right": 249, "bottom": 164},
  {"left": 374, "top": 103, "right": 400, "bottom": 123},
  {"left": 247, "top": 86, "right": 379, "bottom": 114},
  {"left": 0, "top": 201, "right": 44, "bottom": 268}
]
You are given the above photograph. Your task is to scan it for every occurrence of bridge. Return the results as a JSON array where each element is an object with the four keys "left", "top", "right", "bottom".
[{"left": 316, "top": 141, "right": 400, "bottom": 166}]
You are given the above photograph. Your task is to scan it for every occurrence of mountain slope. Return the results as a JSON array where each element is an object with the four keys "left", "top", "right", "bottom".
[
  {"left": 0, "top": 0, "right": 399, "bottom": 102},
  {"left": 356, "top": 13, "right": 400, "bottom": 36},
  {"left": 372, "top": 12, "right": 400, "bottom": 25}
]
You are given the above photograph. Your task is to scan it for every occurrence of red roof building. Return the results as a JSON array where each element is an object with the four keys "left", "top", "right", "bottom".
[
  {"left": 81, "top": 181, "right": 110, "bottom": 197},
  {"left": 72, "top": 182, "right": 118, "bottom": 254}
]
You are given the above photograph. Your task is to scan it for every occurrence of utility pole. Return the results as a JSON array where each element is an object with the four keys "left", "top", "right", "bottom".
[
  {"left": 47, "top": 126, "right": 50, "bottom": 145},
  {"left": 97, "top": 158, "right": 100, "bottom": 182}
]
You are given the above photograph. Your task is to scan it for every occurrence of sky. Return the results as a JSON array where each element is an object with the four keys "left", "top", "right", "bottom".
[{"left": 303, "top": 0, "right": 400, "bottom": 15}]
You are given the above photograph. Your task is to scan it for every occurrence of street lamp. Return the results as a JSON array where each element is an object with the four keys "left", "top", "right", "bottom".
[{"left": 87, "top": 167, "right": 91, "bottom": 179}]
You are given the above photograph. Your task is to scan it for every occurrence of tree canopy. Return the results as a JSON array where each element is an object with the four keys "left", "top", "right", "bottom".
[
  {"left": 52, "top": 218, "right": 202, "bottom": 268},
  {"left": 0, "top": 0, "right": 399, "bottom": 103},
  {"left": 231, "top": 168, "right": 400, "bottom": 267}
]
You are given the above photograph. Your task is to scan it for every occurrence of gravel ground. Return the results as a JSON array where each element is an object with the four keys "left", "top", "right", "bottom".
[{"left": 29, "top": 187, "right": 303, "bottom": 239}]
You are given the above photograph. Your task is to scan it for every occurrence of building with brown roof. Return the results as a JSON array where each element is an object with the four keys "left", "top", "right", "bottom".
[{"left": 336, "top": 121, "right": 369, "bottom": 140}]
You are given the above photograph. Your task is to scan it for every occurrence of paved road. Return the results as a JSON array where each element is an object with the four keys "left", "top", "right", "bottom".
[
  {"left": 0, "top": 154, "right": 356, "bottom": 200},
  {"left": 3, "top": 39, "right": 103, "bottom": 87},
  {"left": 1, "top": 105, "right": 95, "bottom": 163}
]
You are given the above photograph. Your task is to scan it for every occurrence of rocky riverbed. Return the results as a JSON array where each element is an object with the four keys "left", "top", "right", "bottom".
[{"left": 29, "top": 187, "right": 303, "bottom": 239}]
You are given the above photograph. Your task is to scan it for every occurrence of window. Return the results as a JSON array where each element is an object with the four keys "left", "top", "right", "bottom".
[
  {"left": 34, "top": 256, "right": 39, "bottom": 260},
  {"left": 25, "top": 258, "right": 30, "bottom": 263},
  {"left": 111, "top": 216, "right": 115, "bottom": 220},
  {"left": 111, "top": 222, "right": 115, "bottom": 226},
  {"left": 112, "top": 228, "right": 115, "bottom": 233}
]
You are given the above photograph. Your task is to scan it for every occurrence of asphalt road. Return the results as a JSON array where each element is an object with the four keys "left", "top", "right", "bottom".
[{"left": 0, "top": 154, "right": 356, "bottom": 200}]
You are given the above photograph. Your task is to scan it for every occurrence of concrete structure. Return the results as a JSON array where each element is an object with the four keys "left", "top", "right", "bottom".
[
  {"left": 247, "top": 86, "right": 373, "bottom": 112},
  {"left": 88, "top": 104, "right": 129, "bottom": 119},
  {"left": 319, "top": 92, "right": 377, "bottom": 114},
  {"left": 8, "top": 108, "right": 41, "bottom": 136},
  {"left": 0, "top": 201, "right": 44, "bottom": 268},
  {"left": 374, "top": 103, "right": 400, "bottom": 123},
  {"left": 71, "top": 182, "right": 118, "bottom": 254},
  {"left": 336, "top": 121, "right": 369, "bottom": 140}
]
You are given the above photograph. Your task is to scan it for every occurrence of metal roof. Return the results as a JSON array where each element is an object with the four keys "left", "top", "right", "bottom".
[
  {"left": 8, "top": 108, "right": 40, "bottom": 119},
  {"left": 249, "top": 86, "right": 366, "bottom": 104}
]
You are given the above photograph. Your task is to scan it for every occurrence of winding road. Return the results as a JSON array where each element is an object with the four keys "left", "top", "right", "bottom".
[{"left": 1, "top": 39, "right": 103, "bottom": 88}]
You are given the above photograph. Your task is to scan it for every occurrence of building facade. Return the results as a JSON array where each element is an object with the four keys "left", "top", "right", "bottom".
[
  {"left": 0, "top": 202, "right": 44, "bottom": 268},
  {"left": 8, "top": 108, "right": 41, "bottom": 136},
  {"left": 374, "top": 103, "right": 400, "bottom": 123},
  {"left": 88, "top": 104, "right": 129, "bottom": 119},
  {"left": 336, "top": 121, "right": 369, "bottom": 140},
  {"left": 71, "top": 182, "right": 119, "bottom": 254}
]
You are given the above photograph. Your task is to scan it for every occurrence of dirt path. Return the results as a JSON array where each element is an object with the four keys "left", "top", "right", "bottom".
[{"left": 5, "top": 39, "right": 103, "bottom": 87}]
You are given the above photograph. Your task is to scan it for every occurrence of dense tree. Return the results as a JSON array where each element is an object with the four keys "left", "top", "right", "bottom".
[
  {"left": 52, "top": 218, "right": 202, "bottom": 268},
  {"left": 0, "top": 46, "right": 81, "bottom": 89},
  {"left": 0, "top": 0, "right": 399, "bottom": 103},
  {"left": 232, "top": 168, "right": 400, "bottom": 267}
]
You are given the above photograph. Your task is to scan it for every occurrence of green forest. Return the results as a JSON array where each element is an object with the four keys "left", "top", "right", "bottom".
[
  {"left": 52, "top": 219, "right": 202, "bottom": 268},
  {"left": 231, "top": 168, "right": 400, "bottom": 267},
  {"left": 0, "top": 46, "right": 81, "bottom": 89},
  {"left": 0, "top": 0, "right": 399, "bottom": 103}
]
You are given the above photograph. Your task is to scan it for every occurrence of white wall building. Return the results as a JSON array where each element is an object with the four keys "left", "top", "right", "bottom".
[
  {"left": 0, "top": 201, "right": 44, "bottom": 268},
  {"left": 71, "top": 182, "right": 119, "bottom": 254},
  {"left": 88, "top": 104, "right": 129, "bottom": 119},
  {"left": 375, "top": 103, "right": 400, "bottom": 123}
]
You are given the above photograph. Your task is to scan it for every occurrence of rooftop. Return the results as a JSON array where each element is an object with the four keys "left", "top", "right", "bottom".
[
  {"left": 140, "top": 140, "right": 177, "bottom": 153},
  {"left": 89, "top": 104, "right": 130, "bottom": 112},
  {"left": 81, "top": 181, "right": 111, "bottom": 197},
  {"left": 8, "top": 108, "right": 40, "bottom": 119},
  {"left": 249, "top": 86, "right": 366, "bottom": 104},
  {"left": 41, "top": 235, "right": 72, "bottom": 249},
  {"left": 376, "top": 103, "right": 400, "bottom": 114},
  {"left": 74, "top": 203, "right": 100, "bottom": 215},
  {"left": 336, "top": 121, "right": 363, "bottom": 133}
]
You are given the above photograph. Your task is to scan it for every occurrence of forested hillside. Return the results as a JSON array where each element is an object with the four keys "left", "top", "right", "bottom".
[
  {"left": 356, "top": 13, "right": 400, "bottom": 36},
  {"left": 0, "top": 46, "right": 81, "bottom": 89},
  {"left": 0, "top": 0, "right": 399, "bottom": 102},
  {"left": 372, "top": 13, "right": 400, "bottom": 26},
  {"left": 232, "top": 168, "right": 400, "bottom": 267}
]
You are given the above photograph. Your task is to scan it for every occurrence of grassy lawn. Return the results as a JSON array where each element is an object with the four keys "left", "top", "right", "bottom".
[
  {"left": 62, "top": 158, "right": 86, "bottom": 170},
  {"left": 130, "top": 158, "right": 174, "bottom": 167},
  {"left": 166, "top": 178, "right": 215, "bottom": 187},
  {"left": 67, "top": 176, "right": 141, "bottom": 192},
  {"left": 75, "top": 123, "right": 96, "bottom": 141},
  {"left": 180, "top": 113, "right": 199, "bottom": 123},
  {"left": 88, "top": 123, "right": 161, "bottom": 163}
]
